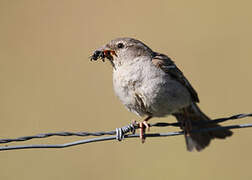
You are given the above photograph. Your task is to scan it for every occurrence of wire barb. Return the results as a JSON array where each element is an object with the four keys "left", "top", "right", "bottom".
[{"left": 0, "top": 113, "right": 251, "bottom": 151}]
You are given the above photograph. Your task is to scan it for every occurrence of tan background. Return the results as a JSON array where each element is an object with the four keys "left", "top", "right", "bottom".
[{"left": 0, "top": 0, "right": 252, "bottom": 179}]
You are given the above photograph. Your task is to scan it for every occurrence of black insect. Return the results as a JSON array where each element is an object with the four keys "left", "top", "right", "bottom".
[
  {"left": 90, "top": 50, "right": 118, "bottom": 69},
  {"left": 90, "top": 50, "right": 105, "bottom": 62}
]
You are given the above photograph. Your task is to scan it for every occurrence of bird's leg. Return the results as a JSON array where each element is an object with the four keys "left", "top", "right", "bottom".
[{"left": 139, "top": 116, "right": 152, "bottom": 143}]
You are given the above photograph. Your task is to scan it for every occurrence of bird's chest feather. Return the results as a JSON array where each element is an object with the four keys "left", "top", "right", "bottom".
[{"left": 112, "top": 59, "right": 168, "bottom": 116}]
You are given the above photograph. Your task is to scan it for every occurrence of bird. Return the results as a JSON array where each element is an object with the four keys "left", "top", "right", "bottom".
[{"left": 90, "top": 37, "right": 233, "bottom": 151}]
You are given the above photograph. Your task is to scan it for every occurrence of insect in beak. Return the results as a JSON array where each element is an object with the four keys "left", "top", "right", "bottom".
[
  {"left": 90, "top": 49, "right": 117, "bottom": 69},
  {"left": 90, "top": 50, "right": 117, "bottom": 62}
]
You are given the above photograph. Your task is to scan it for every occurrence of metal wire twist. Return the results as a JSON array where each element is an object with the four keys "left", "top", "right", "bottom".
[{"left": 116, "top": 122, "right": 137, "bottom": 141}]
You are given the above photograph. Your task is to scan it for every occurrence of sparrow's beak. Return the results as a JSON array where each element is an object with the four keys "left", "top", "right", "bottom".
[{"left": 90, "top": 45, "right": 117, "bottom": 69}]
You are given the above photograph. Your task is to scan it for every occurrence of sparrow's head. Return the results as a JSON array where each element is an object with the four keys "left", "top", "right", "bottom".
[{"left": 90, "top": 37, "right": 153, "bottom": 68}]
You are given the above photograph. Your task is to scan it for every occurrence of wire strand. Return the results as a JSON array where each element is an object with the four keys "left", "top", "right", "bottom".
[{"left": 0, "top": 113, "right": 251, "bottom": 151}]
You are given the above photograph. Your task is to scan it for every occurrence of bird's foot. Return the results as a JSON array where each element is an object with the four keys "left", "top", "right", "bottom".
[
  {"left": 139, "top": 120, "right": 150, "bottom": 143},
  {"left": 131, "top": 116, "right": 152, "bottom": 143}
]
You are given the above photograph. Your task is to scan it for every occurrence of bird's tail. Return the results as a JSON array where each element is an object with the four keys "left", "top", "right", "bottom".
[{"left": 172, "top": 103, "right": 233, "bottom": 151}]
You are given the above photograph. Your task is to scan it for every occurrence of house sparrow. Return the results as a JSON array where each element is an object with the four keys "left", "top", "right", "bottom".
[{"left": 90, "top": 37, "right": 233, "bottom": 151}]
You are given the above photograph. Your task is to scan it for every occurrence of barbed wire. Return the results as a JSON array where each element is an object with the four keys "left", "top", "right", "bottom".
[{"left": 0, "top": 113, "right": 251, "bottom": 151}]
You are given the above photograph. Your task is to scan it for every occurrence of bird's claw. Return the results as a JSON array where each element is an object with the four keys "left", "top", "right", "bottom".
[{"left": 139, "top": 120, "right": 150, "bottom": 143}]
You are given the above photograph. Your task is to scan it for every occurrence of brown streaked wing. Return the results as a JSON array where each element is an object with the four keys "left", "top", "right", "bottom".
[{"left": 152, "top": 52, "right": 199, "bottom": 103}]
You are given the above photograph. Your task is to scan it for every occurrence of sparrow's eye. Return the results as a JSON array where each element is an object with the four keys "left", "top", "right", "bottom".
[{"left": 117, "top": 43, "right": 124, "bottom": 49}]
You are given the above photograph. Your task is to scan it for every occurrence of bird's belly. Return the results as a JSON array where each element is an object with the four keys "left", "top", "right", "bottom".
[
  {"left": 113, "top": 61, "right": 192, "bottom": 117},
  {"left": 141, "top": 79, "right": 192, "bottom": 117}
]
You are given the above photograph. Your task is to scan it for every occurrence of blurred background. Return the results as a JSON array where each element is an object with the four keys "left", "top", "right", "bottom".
[{"left": 0, "top": 0, "right": 252, "bottom": 179}]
